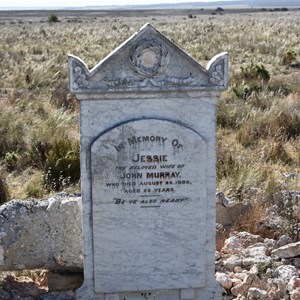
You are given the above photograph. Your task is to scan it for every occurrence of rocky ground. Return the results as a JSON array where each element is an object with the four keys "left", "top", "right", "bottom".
[
  {"left": 216, "top": 231, "right": 300, "bottom": 299},
  {"left": 0, "top": 191, "right": 299, "bottom": 299},
  {"left": 0, "top": 231, "right": 299, "bottom": 299}
]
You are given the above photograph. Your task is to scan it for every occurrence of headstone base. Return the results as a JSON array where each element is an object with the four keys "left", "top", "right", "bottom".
[{"left": 77, "top": 281, "right": 221, "bottom": 300}]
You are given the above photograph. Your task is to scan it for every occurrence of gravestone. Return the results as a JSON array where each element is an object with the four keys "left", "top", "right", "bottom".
[{"left": 68, "top": 23, "right": 228, "bottom": 300}]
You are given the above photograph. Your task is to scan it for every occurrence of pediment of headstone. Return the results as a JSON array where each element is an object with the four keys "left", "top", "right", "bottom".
[{"left": 68, "top": 23, "right": 228, "bottom": 94}]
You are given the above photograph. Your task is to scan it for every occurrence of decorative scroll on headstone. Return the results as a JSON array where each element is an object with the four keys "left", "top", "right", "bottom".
[{"left": 69, "top": 23, "right": 228, "bottom": 300}]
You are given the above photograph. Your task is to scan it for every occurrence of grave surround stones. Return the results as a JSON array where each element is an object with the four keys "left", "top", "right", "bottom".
[{"left": 68, "top": 23, "right": 228, "bottom": 300}]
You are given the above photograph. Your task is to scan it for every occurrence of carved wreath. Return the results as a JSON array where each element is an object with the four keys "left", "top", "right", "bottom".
[{"left": 129, "top": 38, "right": 170, "bottom": 78}]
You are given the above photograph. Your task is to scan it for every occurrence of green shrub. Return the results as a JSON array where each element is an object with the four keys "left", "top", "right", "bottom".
[
  {"left": 44, "top": 139, "right": 80, "bottom": 191},
  {"left": 232, "top": 62, "right": 270, "bottom": 99},
  {"left": 281, "top": 49, "right": 297, "bottom": 65},
  {"left": 48, "top": 14, "right": 59, "bottom": 23},
  {"left": 5, "top": 151, "right": 20, "bottom": 171},
  {"left": 240, "top": 62, "right": 270, "bottom": 82}
]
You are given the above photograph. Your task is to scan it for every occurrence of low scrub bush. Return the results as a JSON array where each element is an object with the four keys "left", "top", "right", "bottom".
[
  {"left": 240, "top": 62, "right": 270, "bottom": 82},
  {"left": 281, "top": 48, "right": 297, "bottom": 65},
  {"left": 236, "top": 94, "right": 300, "bottom": 147},
  {"left": 261, "top": 138, "right": 291, "bottom": 164},
  {"left": 4, "top": 151, "right": 20, "bottom": 171},
  {"left": 50, "top": 79, "right": 75, "bottom": 110},
  {"left": 44, "top": 139, "right": 80, "bottom": 191},
  {"left": 232, "top": 62, "right": 270, "bottom": 99},
  {"left": 0, "top": 107, "right": 26, "bottom": 159},
  {"left": 24, "top": 171, "right": 44, "bottom": 198},
  {"left": 48, "top": 14, "right": 59, "bottom": 23},
  {"left": 217, "top": 91, "right": 244, "bottom": 129},
  {"left": 281, "top": 191, "right": 300, "bottom": 241}
]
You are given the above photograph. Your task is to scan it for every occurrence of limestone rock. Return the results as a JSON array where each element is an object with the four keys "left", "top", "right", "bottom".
[
  {"left": 222, "top": 236, "right": 244, "bottom": 254},
  {"left": 216, "top": 193, "right": 251, "bottom": 227},
  {"left": 272, "top": 241, "right": 300, "bottom": 258},
  {"left": 223, "top": 255, "right": 243, "bottom": 271},
  {"left": 267, "top": 278, "right": 286, "bottom": 298},
  {"left": 242, "top": 244, "right": 272, "bottom": 268},
  {"left": 287, "top": 276, "right": 300, "bottom": 292},
  {"left": 276, "top": 235, "right": 293, "bottom": 247},
  {"left": 215, "top": 272, "right": 233, "bottom": 290},
  {"left": 247, "top": 287, "right": 268, "bottom": 300},
  {"left": 231, "top": 274, "right": 269, "bottom": 297},
  {"left": 276, "top": 265, "right": 298, "bottom": 283},
  {"left": 293, "top": 257, "right": 300, "bottom": 267},
  {"left": 233, "top": 266, "right": 243, "bottom": 273},
  {"left": 290, "top": 288, "right": 300, "bottom": 300},
  {"left": 234, "top": 232, "right": 264, "bottom": 247},
  {"left": 0, "top": 193, "right": 83, "bottom": 271}
]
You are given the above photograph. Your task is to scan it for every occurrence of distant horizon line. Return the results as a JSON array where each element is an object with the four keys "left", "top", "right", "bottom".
[
  {"left": 0, "top": 0, "right": 298, "bottom": 10},
  {"left": 0, "top": 1, "right": 251, "bottom": 9}
]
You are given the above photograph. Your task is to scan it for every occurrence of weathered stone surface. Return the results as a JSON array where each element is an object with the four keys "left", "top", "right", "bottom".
[
  {"left": 223, "top": 255, "right": 243, "bottom": 271},
  {"left": 69, "top": 24, "right": 228, "bottom": 94},
  {"left": 276, "top": 235, "right": 293, "bottom": 247},
  {"left": 216, "top": 193, "right": 251, "bottom": 227},
  {"left": 69, "top": 23, "right": 228, "bottom": 300},
  {"left": 222, "top": 236, "right": 243, "bottom": 254},
  {"left": 0, "top": 193, "right": 83, "bottom": 271},
  {"left": 247, "top": 287, "right": 268, "bottom": 300},
  {"left": 91, "top": 120, "right": 208, "bottom": 293},
  {"left": 288, "top": 276, "right": 300, "bottom": 292},
  {"left": 215, "top": 272, "right": 233, "bottom": 290},
  {"left": 235, "top": 232, "right": 264, "bottom": 247},
  {"left": 222, "top": 235, "right": 272, "bottom": 271},
  {"left": 242, "top": 244, "right": 272, "bottom": 268},
  {"left": 293, "top": 257, "right": 300, "bottom": 267},
  {"left": 272, "top": 241, "right": 300, "bottom": 258},
  {"left": 290, "top": 288, "right": 300, "bottom": 300},
  {"left": 276, "top": 265, "right": 298, "bottom": 283},
  {"left": 231, "top": 274, "right": 269, "bottom": 297}
]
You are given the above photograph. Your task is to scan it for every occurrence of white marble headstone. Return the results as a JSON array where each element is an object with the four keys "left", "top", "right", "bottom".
[
  {"left": 68, "top": 23, "right": 228, "bottom": 300},
  {"left": 92, "top": 119, "right": 207, "bottom": 293}
]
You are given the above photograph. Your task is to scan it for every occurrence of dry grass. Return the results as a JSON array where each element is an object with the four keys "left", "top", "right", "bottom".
[{"left": 0, "top": 9, "right": 299, "bottom": 207}]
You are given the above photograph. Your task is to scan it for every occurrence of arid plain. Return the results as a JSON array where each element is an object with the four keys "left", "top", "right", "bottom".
[{"left": 0, "top": 7, "right": 299, "bottom": 235}]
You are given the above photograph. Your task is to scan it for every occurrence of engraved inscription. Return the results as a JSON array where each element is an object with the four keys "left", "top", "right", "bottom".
[
  {"left": 91, "top": 119, "right": 207, "bottom": 292},
  {"left": 104, "top": 133, "right": 192, "bottom": 208}
]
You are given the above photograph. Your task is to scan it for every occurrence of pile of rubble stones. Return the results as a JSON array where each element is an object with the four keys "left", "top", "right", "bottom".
[{"left": 216, "top": 231, "right": 300, "bottom": 300}]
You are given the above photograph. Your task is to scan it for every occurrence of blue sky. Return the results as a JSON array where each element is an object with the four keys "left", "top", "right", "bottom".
[{"left": 0, "top": 0, "right": 219, "bottom": 8}]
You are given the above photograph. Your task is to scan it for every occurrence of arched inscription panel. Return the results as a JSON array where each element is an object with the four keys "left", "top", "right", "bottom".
[{"left": 91, "top": 119, "right": 207, "bottom": 293}]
